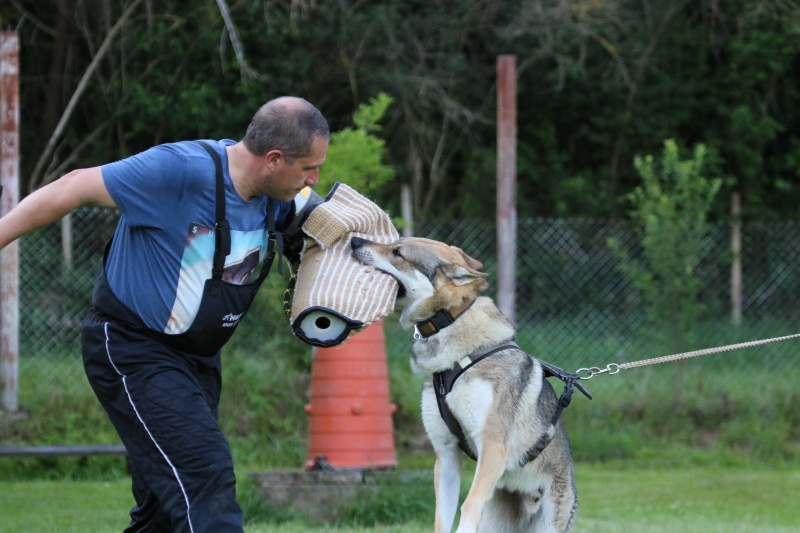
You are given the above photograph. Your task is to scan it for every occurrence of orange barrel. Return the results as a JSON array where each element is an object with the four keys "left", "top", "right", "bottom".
[{"left": 304, "top": 320, "right": 397, "bottom": 470}]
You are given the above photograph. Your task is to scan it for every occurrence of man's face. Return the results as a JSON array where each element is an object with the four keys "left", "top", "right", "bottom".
[{"left": 266, "top": 137, "right": 328, "bottom": 201}]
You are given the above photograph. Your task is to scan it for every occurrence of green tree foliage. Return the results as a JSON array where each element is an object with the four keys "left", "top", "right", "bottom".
[
  {"left": 318, "top": 93, "right": 396, "bottom": 199},
  {"left": 609, "top": 140, "right": 722, "bottom": 352},
  {"left": 5, "top": 0, "right": 800, "bottom": 221}
]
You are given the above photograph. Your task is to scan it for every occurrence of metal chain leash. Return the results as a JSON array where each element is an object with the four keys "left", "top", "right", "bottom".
[{"left": 576, "top": 332, "right": 800, "bottom": 380}]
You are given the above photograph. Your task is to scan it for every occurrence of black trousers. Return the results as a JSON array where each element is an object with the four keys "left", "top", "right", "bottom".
[{"left": 82, "top": 310, "right": 244, "bottom": 533}]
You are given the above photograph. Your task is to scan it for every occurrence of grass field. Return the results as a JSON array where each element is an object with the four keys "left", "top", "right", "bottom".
[
  {"left": 4, "top": 310, "right": 799, "bottom": 532},
  {"left": 1, "top": 463, "right": 798, "bottom": 532}
]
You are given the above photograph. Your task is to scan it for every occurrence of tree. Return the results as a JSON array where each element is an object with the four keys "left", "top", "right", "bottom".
[
  {"left": 609, "top": 140, "right": 721, "bottom": 353},
  {"left": 5, "top": 0, "right": 800, "bottom": 221},
  {"left": 318, "top": 93, "right": 396, "bottom": 200}
]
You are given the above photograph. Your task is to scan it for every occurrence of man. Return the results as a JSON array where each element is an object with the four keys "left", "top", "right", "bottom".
[{"left": 0, "top": 96, "right": 329, "bottom": 532}]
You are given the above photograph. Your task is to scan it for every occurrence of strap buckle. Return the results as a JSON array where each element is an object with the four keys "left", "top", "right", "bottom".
[{"left": 413, "top": 324, "right": 424, "bottom": 341}]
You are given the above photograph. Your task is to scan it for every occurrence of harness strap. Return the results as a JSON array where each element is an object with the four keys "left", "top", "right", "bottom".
[
  {"left": 433, "top": 344, "right": 591, "bottom": 466},
  {"left": 433, "top": 342, "right": 520, "bottom": 460},
  {"left": 517, "top": 370, "right": 576, "bottom": 466}
]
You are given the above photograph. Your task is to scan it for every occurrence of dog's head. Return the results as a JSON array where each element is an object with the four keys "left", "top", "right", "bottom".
[{"left": 351, "top": 236, "right": 488, "bottom": 328}]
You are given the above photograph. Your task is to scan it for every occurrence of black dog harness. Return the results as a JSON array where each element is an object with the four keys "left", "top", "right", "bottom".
[{"left": 432, "top": 341, "right": 592, "bottom": 466}]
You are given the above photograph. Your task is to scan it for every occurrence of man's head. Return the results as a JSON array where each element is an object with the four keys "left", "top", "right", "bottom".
[
  {"left": 239, "top": 97, "right": 330, "bottom": 201},
  {"left": 243, "top": 96, "right": 330, "bottom": 161}
]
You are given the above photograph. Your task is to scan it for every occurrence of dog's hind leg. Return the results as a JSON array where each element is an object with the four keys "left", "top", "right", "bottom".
[
  {"left": 433, "top": 442, "right": 463, "bottom": 533},
  {"left": 479, "top": 488, "right": 532, "bottom": 533},
  {"left": 455, "top": 440, "right": 509, "bottom": 533},
  {"left": 549, "top": 474, "right": 577, "bottom": 533},
  {"left": 527, "top": 475, "right": 576, "bottom": 533}
]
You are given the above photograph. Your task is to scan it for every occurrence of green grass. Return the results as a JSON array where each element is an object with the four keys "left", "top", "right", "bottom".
[
  {"left": 1, "top": 464, "right": 798, "bottom": 532},
  {"left": 3, "top": 311, "right": 799, "bottom": 531},
  {"left": 0, "top": 479, "right": 133, "bottom": 533}
]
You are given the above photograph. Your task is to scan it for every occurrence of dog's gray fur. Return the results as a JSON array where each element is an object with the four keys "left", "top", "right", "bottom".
[{"left": 351, "top": 236, "right": 577, "bottom": 533}]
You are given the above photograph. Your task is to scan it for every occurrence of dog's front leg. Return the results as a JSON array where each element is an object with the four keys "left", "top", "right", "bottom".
[
  {"left": 433, "top": 441, "right": 462, "bottom": 533},
  {"left": 454, "top": 440, "right": 508, "bottom": 533}
]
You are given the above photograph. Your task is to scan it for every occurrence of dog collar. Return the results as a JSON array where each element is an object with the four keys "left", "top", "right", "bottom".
[{"left": 413, "top": 298, "right": 476, "bottom": 340}]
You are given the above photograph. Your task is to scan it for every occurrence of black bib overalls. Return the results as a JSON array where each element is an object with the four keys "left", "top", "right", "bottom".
[{"left": 81, "top": 142, "right": 278, "bottom": 533}]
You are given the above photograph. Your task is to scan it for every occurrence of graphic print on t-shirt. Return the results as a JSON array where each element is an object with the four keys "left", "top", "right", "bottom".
[{"left": 165, "top": 222, "right": 267, "bottom": 334}]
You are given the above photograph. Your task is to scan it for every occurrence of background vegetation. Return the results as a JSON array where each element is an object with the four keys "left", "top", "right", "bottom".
[
  {"left": 1, "top": 1, "right": 798, "bottom": 530},
  {"left": 1, "top": 0, "right": 799, "bottom": 223}
]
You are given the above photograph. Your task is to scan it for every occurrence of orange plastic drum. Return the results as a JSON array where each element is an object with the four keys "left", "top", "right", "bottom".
[{"left": 303, "top": 320, "right": 397, "bottom": 470}]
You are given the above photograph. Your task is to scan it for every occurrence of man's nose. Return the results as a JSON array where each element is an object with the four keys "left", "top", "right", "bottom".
[{"left": 305, "top": 169, "right": 319, "bottom": 186}]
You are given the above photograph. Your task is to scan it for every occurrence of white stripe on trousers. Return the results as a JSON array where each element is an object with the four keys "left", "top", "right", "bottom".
[{"left": 102, "top": 321, "right": 195, "bottom": 533}]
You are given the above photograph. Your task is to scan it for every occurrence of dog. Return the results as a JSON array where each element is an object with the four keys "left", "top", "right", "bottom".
[{"left": 351, "top": 236, "right": 577, "bottom": 533}]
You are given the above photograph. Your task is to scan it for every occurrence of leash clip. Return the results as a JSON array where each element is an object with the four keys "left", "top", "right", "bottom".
[{"left": 576, "top": 363, "right": 620, "bottom": 380}]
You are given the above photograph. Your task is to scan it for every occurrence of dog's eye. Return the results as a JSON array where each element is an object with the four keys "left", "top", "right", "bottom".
[{"left": 392, "top": 248, "right": 402, "bottom": 257}]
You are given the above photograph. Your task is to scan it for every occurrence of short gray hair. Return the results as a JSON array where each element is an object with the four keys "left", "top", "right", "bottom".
[{"left": 243, "top": 96, "right": 330, "bottom": 161}]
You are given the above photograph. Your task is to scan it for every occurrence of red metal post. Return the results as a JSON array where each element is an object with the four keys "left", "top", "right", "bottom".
[
  {"left": 1, "top": 32, "right": 20, "bottom": 412},
  {"left": 496, "top": 55, "right": 517, "bottom": 324}
]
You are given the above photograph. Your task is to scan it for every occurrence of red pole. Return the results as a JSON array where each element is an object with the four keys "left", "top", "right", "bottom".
[
  {"left": 1, "top": 31, "right": 20, "bottom": 413},
  {"left": 496, "top": 55, "right": 517, "bottom": 325}
]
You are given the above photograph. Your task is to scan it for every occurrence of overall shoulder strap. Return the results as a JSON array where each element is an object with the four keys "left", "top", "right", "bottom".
[
  {"left": 196, "top": 141, "right": 230, "bottom": 282},
  {"left": 259, "top": 197, "right": 284, "bottom": 278}
]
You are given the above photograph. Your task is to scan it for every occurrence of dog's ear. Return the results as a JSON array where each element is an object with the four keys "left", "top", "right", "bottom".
[
  {"left": 450, "top": 246, "right": 486, "bottom": 273},
  {"left": 440, "top": 263, "right": 488, "bottom": 286},
  {"left": 440, "top": 247, "right": 488, "bottom": 286}
]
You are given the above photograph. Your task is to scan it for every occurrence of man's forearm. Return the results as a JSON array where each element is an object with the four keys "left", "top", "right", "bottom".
[
  {"left": 0, "top": 186, "right": 74, "bottom": 248},
  {"left": 0, "top": 167, "right": 116, "bottom": 250}
]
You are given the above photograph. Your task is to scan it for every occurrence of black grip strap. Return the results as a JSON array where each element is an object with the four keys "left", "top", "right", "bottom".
[
  {"left": 283, "top": 273, "right": 297, "bottom": 318},
  {"left": 258, "top": 197, "right": 282, "bottom": 279}
]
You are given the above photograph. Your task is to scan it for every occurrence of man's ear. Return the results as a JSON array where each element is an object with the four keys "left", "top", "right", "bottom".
[{"left": 264, "top": 149, "right": 282, "bottom": 171}]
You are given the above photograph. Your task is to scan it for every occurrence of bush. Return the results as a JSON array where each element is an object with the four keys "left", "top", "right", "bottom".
[{"left": 609, "top": 139, "right": 722, "bottom": 353}]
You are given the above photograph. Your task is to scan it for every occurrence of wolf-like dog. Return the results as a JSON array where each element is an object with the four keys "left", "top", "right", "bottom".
[{"left": 351, "top": 236, "right": 577, "bottom": 533}]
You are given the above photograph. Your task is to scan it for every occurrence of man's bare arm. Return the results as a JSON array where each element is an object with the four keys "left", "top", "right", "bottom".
[{"left": 0, "top": 166, "right": 116, "bottom": 249}]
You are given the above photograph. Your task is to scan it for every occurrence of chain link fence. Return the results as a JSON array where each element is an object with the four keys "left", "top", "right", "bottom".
[
  {"left": 4, "top": 209, "right": 800, "bottom": 404},
  {"left": 413, "top": 218, "right": 800, "bottom": 368}
]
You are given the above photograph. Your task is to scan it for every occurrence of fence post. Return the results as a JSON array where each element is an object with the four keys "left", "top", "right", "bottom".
[
  {"left": 730, "top": 192, "right": 742, "bottom": 326},
  {"left": 496, "top": 55, "right": 517, "bottom": 324},
  {"left": 401, "top": 184, "right": 414, "bottom": 237},
  {"left": 0, "top": 31, "right": 20, "bottom": 412}
]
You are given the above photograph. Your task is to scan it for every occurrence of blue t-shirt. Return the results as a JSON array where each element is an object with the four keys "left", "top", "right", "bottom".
[{"left": 101, "top": 139, "right": 293, "bottom": 334}]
